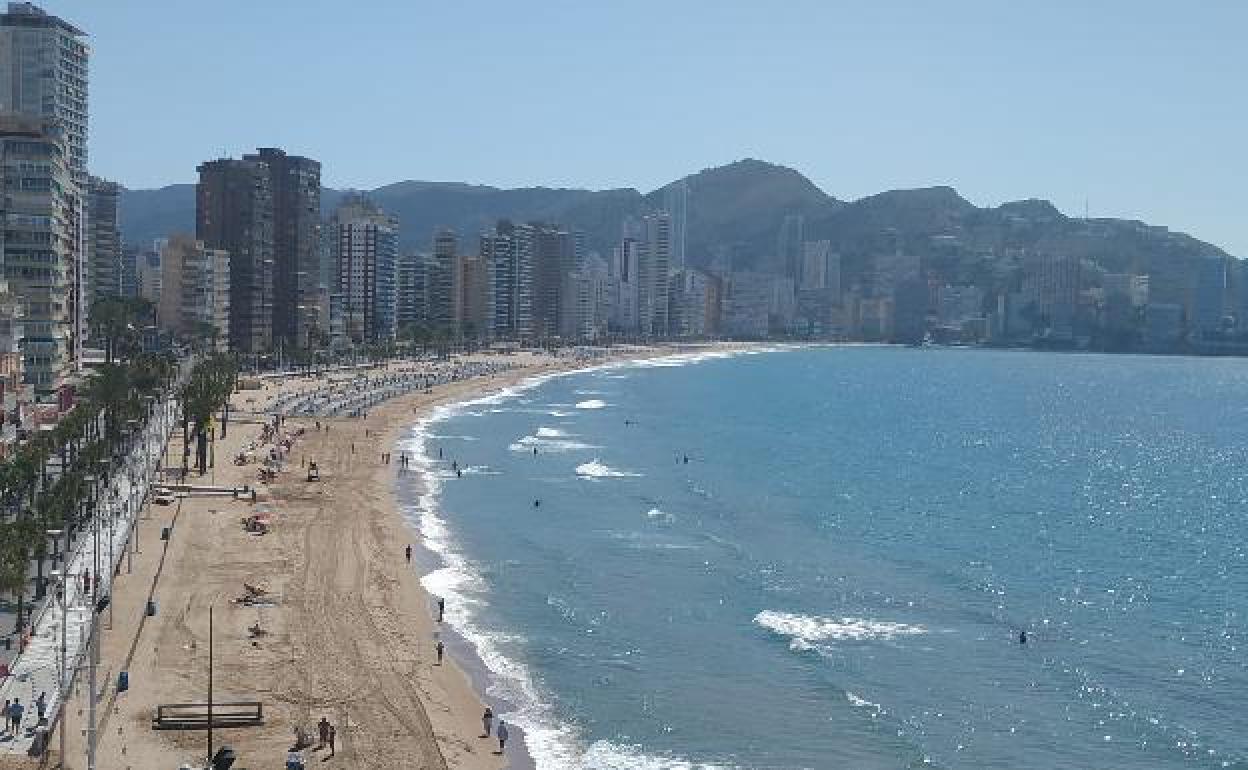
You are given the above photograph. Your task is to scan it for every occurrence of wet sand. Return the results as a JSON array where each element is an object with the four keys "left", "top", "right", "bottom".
[{"left": 39, "top": 350, "right": 653, "bottom": 770}]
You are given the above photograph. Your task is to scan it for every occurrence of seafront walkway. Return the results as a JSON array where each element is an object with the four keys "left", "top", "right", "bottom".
[{"left": 0, "top": 394, "right": 178, "bottom": 758}]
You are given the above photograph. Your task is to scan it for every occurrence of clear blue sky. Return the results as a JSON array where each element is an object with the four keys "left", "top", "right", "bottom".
[{"left": 60, "top": 0, "right": 1247, "bottom": 255}]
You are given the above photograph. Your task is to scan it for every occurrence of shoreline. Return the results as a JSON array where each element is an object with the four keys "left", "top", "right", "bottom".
[
  {"left": 392, "top": 342, "right": 783, "bottom": 769},
  {"left": 59, "top": 344, "right": 756, "bottom": 770}
]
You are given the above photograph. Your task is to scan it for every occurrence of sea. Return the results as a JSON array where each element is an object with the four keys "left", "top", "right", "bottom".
[{"left": 396, "top": 346, "right": 1248, "bottom": 770}]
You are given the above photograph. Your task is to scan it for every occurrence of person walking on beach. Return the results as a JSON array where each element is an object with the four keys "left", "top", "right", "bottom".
[
  {"left": 405, "top": 544, "right": 412, "bottom": 564},
  {"left": 437, "top": 597, "right": 445, "bottom": 622},
  {"left": 9, "top": 698, "right": 21, "bottom": 734},
  {"left": 481, "top": 707, "right": 493, "bottom": 737},
  {"left": 496, "top": 720, "right": 509, "bottom": 754},
  {"left": 34, "top": 692, "right": 45, "bottom": 724},
  {"left": 318, "top": 716, "right": 330, "bottom": 749},
  {"left": 435, "top": 640, "right": 444, "bottom": 664}
]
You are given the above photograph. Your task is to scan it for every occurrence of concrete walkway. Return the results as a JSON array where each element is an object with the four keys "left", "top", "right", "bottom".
[{"left": 0, "top": 396, "right": 178, "bottom": 757}]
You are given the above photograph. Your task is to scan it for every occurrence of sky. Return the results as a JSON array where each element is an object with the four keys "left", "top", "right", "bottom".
[{"left": 55, "top": 0, "right": 1248, "bottom": 254}]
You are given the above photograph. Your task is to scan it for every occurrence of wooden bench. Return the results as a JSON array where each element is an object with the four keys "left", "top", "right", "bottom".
[{"left": 152, "top": 701, "right": 264, "bottom": 730}]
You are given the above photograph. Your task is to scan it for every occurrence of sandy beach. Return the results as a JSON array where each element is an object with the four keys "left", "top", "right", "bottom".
[{"left": 20, "top": 347, "right": 672, "bottom": 770}]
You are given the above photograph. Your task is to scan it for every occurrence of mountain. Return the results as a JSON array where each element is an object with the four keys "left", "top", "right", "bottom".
[{"left": 119, "top": 160, "right": 1229, "bottom": 284}]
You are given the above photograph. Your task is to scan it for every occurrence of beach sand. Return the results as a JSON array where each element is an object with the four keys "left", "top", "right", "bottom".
[{"left": 28, "top": 348, "right": 664, "bottom": 770}]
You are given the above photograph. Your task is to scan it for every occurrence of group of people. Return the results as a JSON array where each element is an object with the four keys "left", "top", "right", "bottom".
[
  {"left": 481, "top": 707, "right": 510, "bottom": 754},
  {"left": 2, "top": 692, "right": 46, "bottom": 737},
  {"left": 286, "top": 716, "right": 337, "bottom": 768}
]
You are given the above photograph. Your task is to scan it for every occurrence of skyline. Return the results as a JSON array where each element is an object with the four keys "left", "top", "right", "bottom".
[{"left": 55, "top": 0, "right": 1248, "bottom": 256}]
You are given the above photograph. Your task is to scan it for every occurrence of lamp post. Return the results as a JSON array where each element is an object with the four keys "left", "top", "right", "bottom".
[{"left": 47, "top": 564, "right": 66, "bottom": 768}]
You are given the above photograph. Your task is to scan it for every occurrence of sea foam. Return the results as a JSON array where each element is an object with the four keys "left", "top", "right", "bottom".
[
  {"left": 576, "top": 460, "right": 642, "bottom": 479},
  {"left": 402, "top": 346, "right": 795, "bottom": 770},
  {"left": 754, "top": 610, "right": 927, "bottom": 646},
  {"left": 576, "top": 398, "right": 608, "bottom": 409}
]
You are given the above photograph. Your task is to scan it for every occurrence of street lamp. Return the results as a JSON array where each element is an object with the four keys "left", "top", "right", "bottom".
[{"left": 47, "top": 566, "right": 67, "bottom": 766}]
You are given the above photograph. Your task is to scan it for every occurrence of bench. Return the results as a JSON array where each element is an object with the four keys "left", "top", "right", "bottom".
[{"left": 152, "top": 701, "right": 264, "bottom": 730}]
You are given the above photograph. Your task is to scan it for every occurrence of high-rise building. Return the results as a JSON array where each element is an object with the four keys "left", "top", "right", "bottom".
[
  {"left": 244, "top": 148, "right": 321, "bottom": 348},
  {"left": 196, "top": 158, "right": 274, "bottom": 353},
  {"left": 396, "top": 252, "right": 427, "bottom": 333},
  {"left": 1034, "top": 254, "right": 1080, "bottom": 335},
  {"left": 481, "top": 221, "right": 532, "bottom": 340},
  {"left": 157, "top": 233, "right": 230, "bottom": 349},
  {"left": 86, "top": 176, "right": 121, "bottom": 304},
  {"left": 529, "top": 223, "right": 569, "bottom": 339},
  {"left": 609, "top": 238, "right": 641, "bottom": 335},
  {"left": 722, "top": 272, "right": 771, "bottom": 339},
  {"left": 427, "top": 229, "right": 460, "bottom": 336},
  {"left": 663, "top": 181, "right": 689, "bottom": 272},
  {"left": 118, "top": 243, "right": 139, "bottom": 298},
  {"left": 327, "top": 197, "right": 399, "bottom": 343},
  {"left": 0, "top": 3, "right": 89, "bottom": 183},
  {"left": 777, "top": 214, "right": 805, "bottom": 280},
  {"left": 669, "top": 269, "right": 717, "bottom": 338},
  {"left": 0, "top": 115, "right": 75, "bottom": 396},
  {"left": 0, "top": 4, "right": 90, "bottom": 375},
  {"left": 460, "top": 254, "right": 492, "bottom": 340},
  {"left": 637, "top": 213, "right": 671, "bottom": 336}
]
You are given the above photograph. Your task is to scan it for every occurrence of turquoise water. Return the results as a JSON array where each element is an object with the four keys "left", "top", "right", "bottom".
[{"left": 403, "top": 347, "right": 1248, "bottom": 769}]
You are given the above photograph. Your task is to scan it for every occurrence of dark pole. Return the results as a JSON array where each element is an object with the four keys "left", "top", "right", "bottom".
[{"left": 208, "top": 605, "right": 214, "bottom": 765}]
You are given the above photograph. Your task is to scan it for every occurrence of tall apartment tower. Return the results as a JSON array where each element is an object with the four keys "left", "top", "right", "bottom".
[
  {"left": 662, "top": 180, "right": 689, "bottom": 272},
  {"left": 0, "top": 115, "right": 74, "bottom": 396},
  {"left": 395, "top": 252, "right": 427, "bottom": 332},
  {"left": 527, "top": 223, "right": 571, "bottom": 340},
  {"left": 637, "top": 213, "right": 672, "bottom": 336},
  {"left": 0, "top": 3, "right": 89, "bottom": 374},
  {"left": 327, "top": 197, "right": 398, "bottom": 343},
  {"left": 427, "top": 229, "right": 460, "bottom": 336},
  {"left": 158, "top": 233, "right": 230, "bottom": 350},
  {"left": 196, "top": 158, "right": 274, "bottom": 353},
  {"left": 777, "top": 214, "right": 805, "bottom": 281},
  {"left": 87, "top": 175, "right": 121, "bottom": 302},
  {"left": 245, "top": 148, "right": 321, "bottom": 349},
  {"left": 0, "top": 3, "right": 88, "bottom": 181}
]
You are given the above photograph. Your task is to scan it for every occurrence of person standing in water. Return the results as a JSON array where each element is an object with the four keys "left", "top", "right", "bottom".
[
  {"left": 437, "top": 597, "right": 445, "bottom": 622},
  {"left": 435, "top": 640, "right": 444, "bottom": 664},
  {"left": 1019, "top": 629, "right": 1028, "bottom": 645},
  {"left": 405, "top": 544, "right": 412, "bottom": 564}
]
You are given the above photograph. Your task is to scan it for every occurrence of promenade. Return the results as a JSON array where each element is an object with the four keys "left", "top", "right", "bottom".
[{"left": 0, "top": 394, "right": 178, "bottom": 759}]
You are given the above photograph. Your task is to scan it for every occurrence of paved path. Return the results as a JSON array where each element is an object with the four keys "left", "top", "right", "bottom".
[{"left": 0, "top": 396, "right": 178, "bottom": 757}]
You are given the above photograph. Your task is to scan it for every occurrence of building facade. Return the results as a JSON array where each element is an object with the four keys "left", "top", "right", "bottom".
[
  {"left": 0, "top": 114, "right": 75, "bottom": 396},
  {"left": 327, "top": 197, "right": 398, "bottom": 343},
  {"left": 196, "top": 157, "right": 274, "bottom": 353},
  {"left": 245, "top": 148, "right": 321, "bottom": 349},
  {"left": 395, "top": 252, "right": 427, "bottom": 333},
  {"left": 86, "top": 175, "right": 120, "bottom": 304},
  {"left": 158, "top": 233, "right": 230, "bottom": 349},
  {"left": 637, "top": 213, "right": 671, "bottom": 336}
]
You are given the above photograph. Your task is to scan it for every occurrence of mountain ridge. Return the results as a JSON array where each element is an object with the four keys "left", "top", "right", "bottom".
[{"left": 118, "top": 160, "right": 1231, "bottom": 283}]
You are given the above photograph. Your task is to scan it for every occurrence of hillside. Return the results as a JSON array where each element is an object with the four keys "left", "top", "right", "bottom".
[{"left": 118, "top": 160, "right": 1229, "bottom": 283}]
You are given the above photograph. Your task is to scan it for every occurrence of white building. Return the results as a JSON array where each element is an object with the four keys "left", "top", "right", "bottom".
[{"left": 328, "top": 197, "right": 400, "bottom": 342}]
